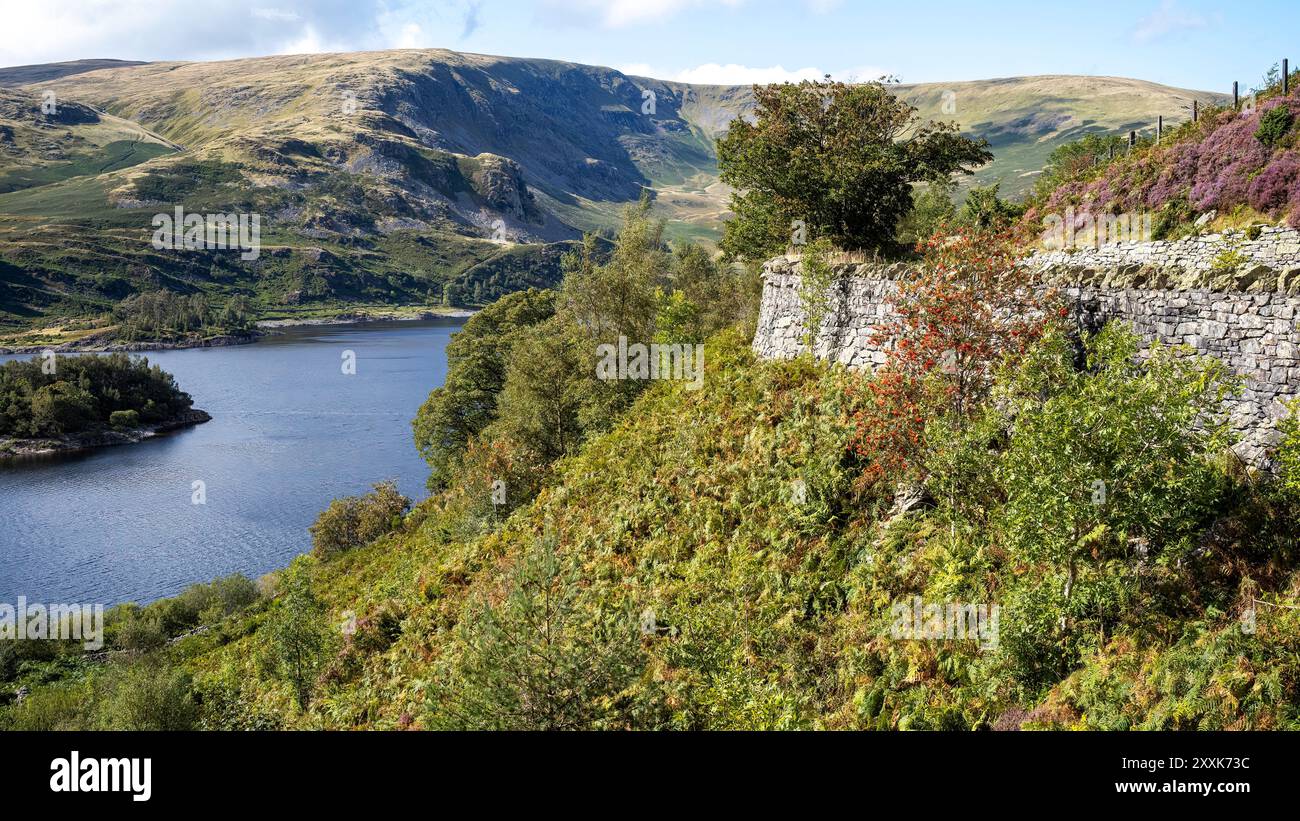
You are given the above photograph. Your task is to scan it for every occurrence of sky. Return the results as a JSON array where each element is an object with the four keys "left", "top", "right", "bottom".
[{"left": 0, "top": 0, "right": 1291, "bottom": 92}]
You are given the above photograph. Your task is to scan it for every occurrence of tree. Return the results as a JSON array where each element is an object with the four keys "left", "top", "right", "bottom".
[
  {"left": 897, "top": 177, "right": 957, "bottom": 246},
  {"left": 309, "top": 480, "right": 409, "bottom": 559},
  {"left": 717, "top": 78, "right": 992, "bottom": 260},
  {"left": 30, "top": 381, "right": 95, "bottom": 436},
  {"left": 412, "top": 289, "right": 556, "bottom": 489},
  {"left": 429, "top": 534, "right": 645, "bottom": 730},
  {"left": 849, "top": 229, "right": 1047, "bottom": 489},
  {"left": 957, "top": 183, "right": 1023, "bottom": 230},
  {"left": 559, "top": 196, "right": 666, "bottom": 342},
  {"left": 263, "top": 558, "right": 330, "bottom": 711},
  {"left": 488, "top": 318, "right": 587, "bottom": 466}
]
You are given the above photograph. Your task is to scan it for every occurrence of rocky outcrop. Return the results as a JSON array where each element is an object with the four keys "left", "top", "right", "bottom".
[
  {"left": 466, "top": 153, "right": 540, "bottom": 223},
  {"left": 0, "top": 410, "right": 212, "bottom": 459}
]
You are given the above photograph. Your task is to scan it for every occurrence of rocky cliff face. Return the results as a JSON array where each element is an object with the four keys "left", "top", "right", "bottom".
[{"left": 752, "top": 231, "right": 1300, "bottom": 467}]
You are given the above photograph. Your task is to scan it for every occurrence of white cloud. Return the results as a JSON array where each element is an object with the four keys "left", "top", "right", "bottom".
[
  {"left": 1132, "top": 0, "right": 1206, "bottom": 44},
  {"left": 0, "top": 0, "right": 478, "bottom": 66},
  {"left": 622, "top": 62, "right": 890, "bottom": 86},
  {"left": 547, "top": 0, "right": 745, "bottom": 28},
  {"left": 674, "top": 63, "right": 827, "bottom": 85},
  {"left": 251, "top": 8, "right": 302, "bottom": 23},
  {"left": 544, "top": 0, "right": 841, "bottom": 28}
]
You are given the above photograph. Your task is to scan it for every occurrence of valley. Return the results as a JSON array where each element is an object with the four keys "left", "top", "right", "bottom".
[{"left": 0, "top": 50, "right": 1226, "bottom": 342}]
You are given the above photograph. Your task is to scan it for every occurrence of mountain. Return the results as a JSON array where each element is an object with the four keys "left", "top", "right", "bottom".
[
  {"left": 896, "top": 74, "right": 1230, "bottom": 195},
  {"left": 0, "top": 49, "right": 1225, "bottom": 334}
]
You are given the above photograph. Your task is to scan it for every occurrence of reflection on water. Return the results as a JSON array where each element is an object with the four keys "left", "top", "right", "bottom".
[{"left": 0, "top": 318, "right": 463, "bottom": 606}]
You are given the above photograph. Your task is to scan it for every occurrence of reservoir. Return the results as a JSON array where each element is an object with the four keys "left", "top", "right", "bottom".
[{"left": 0, "top": 317, "right": 464, "bottom": 606}]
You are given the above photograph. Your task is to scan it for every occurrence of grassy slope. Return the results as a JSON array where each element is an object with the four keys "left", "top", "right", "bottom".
[
  {"left": 898, "top": 75, "right": 1232, "bottom": 198},
  {"left": 134, "top": 328, "right": 1300, "bottom": 731}
]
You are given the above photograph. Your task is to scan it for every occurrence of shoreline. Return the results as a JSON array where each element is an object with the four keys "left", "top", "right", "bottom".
[
  {"left": 254, "top": 308, "right": 475, "bottom": 329},
  {"left": 0, "top": 332, "right": 261, "bottom": 357},
  {"left": 0, "top": 409, "right": 213, "bottom": 460},
  {"left": 0, "top": 307, "right": 477, "bottom": 356}
]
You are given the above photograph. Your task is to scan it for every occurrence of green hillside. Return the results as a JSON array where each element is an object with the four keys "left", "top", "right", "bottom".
[
  {"left": 8, "top": 321, "right": 1300, "bottom": 730},
  {"left": 0, "top": 51, "right": 1226, "bottom": 340}
]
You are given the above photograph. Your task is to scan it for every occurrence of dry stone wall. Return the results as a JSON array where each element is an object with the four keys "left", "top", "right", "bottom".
[{"left": 752, "top": 229, "right": 1300, "bottom": 467}]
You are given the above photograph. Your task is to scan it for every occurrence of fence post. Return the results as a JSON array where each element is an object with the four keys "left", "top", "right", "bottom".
[
  {"left": 1157, "top": 115, "right": 1163, "bottom": 143},
  {"left": 1193, "top": 99, "right": 1198, "bottom": 122},
  {"left": 1128, "top": 130, "right": 1136, "bottom": 152},
  {"left": 1285, "top": 58, "right": 1290, "bottom": 95},
  {"left": 1233, "top": 81, "right": 1239, "bottom": 109}
]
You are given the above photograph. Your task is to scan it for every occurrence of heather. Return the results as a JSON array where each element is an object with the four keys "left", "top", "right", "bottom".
[{"left": 1025, "top": 91, "right": 1300, "bottom": 237}]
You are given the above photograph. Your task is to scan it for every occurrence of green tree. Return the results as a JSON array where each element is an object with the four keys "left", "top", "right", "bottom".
[
  {"left": 30, "top": 381, "right": 96, "bottom": 436},
  {"left": 488, "top": 317, "right": 587, "bottom": 466},
  {"left": 429, "top": 534, "right": 645, "bottom": 730},
  {"left": 1278, "top": 400, "right": 1300, "bottom": 499},
  {"left": 559, "top": 196, "right": 666, "bottom": 342},
  {"left": 262, "top": 557, "right": 330, "bottom": 710},
  {"left": 957, "top": 183, "right": 1023, "bottom": 230},
  {"left": 717, "top": 78, "right": 992, "bottom": 260},
  {"left": 897, "top": 177, "right": 957, "bottom": 246},
  {"left": 309, "top": 480, "right": 410, "bottom": 559},
  {"left": 413, "top": 289, "right": 556, "bottom": 490},
  {"left": 994, "top": 324, "right": 1234, "bottom": 684}
]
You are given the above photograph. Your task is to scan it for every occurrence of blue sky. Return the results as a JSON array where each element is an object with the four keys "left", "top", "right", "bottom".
[{"left": 1, "top": 0, "right": 1291, "bottom": 92}]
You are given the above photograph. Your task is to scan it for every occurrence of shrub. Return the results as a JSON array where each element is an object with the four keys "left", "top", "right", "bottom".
[
  {"left": 1247, "top": 151, "right": 1300, "bottom": 214},
  {"left": 310, "top": 480, "right": 410, "bottom": 559},
  {"left": 98, "top": 662, "right": 198, "bottom": 731},
  {"left": 1278, "top": 400, "right": 1300, "bottom": 499},
  {"left": 427, "top": 534, "right": 646, "bottom": 730},
  {"left": 994, "top": 323, "right": 1235, "bottom": 683},
  {"left": 1255, "top": 104, "right": 1295, "bottom": 147},
  {"left": 108, "top": 409, "right": 140, "bottom": 430},
  {"left": 5, "top": 684, "right": 94, "bottom": 730},
  {"left": 115, "top": 611, "right": 167, "bottom": 652}
]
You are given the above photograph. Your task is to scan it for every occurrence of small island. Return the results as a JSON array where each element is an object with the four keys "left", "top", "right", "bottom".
[{"left": 0, "top": 352, "right": 210, "bottom": 459}]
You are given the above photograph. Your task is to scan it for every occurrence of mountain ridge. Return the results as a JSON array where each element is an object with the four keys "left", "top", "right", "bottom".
[{"left": 0, "top": 49, "right": 1228, "bottom": 334}]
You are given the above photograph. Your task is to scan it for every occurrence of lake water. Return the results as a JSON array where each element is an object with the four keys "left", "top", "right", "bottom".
[{"left": 0, "top": 318, "right": 465, "bottom": 606}]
